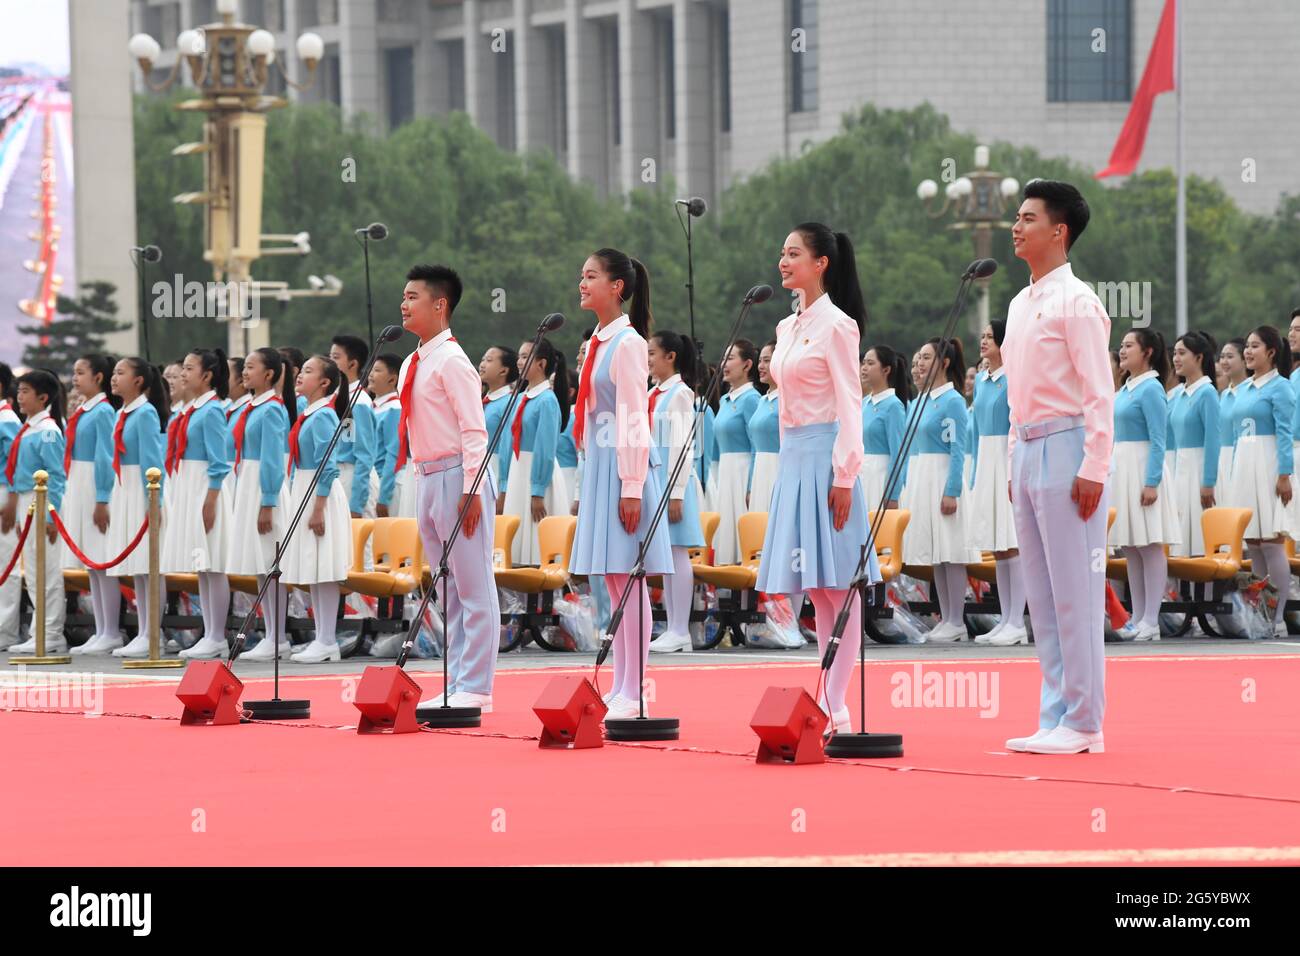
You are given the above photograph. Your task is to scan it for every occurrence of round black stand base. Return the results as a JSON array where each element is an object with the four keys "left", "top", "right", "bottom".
[
  {"left": 824, "top": 731, "right": 904, "bottom": 759},
  {"left": 416, "top": 704, "right": 482, "bottom": 728},
  {"left": 604, "top": 716, "right": 680, "bottom": 741},
  {"left": 244, "top": 698, "right": 311, "bottom": 720}
]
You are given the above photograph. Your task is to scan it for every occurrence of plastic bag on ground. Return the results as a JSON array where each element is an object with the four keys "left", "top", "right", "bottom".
[{"left": 556, "top": 590, "right": 599, "bottom": 652}]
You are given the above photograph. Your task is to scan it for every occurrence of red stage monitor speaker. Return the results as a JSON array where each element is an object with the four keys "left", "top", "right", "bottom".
[
  {"left": 750, "top": 686, "right": 827, "bottom": 764},
  {"left": 533, "top": 676, "right": 607, "bottom": 749},
  {"left": 176, "top": 661, "right": 245, "bottom": 726},
  {"left": 354, "top": 666, "right": 423, "bottom": 735}
]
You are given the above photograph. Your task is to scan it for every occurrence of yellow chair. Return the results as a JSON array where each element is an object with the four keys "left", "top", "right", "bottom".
[
  {"left": 868, "top": 509, "right": 910, "bottom": 584},
  {"left": 693, "top": 511, "right": 767, "bottom": 591},
  {"left": 1166, "top": 507, "right": 1253, "bottom": 583},
  {"left": 495, "top": 515, "right": 577, "bottom": 593},
  {"left": 344, "top": 517, "right": 423, "bottom": 600},
  {"left": 693, "top": 511, "right": 720, "bottom": 565},
  {"left": 494, "top": 514, "right": 520, "bottom": 571}
]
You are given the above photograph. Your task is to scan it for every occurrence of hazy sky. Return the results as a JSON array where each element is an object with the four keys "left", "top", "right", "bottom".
[{"left": 0, "top": 0, "right": 70, "bottom": 74}]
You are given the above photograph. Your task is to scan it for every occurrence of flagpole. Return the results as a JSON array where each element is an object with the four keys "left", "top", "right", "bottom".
[{"left": 1174, "top": 0, "right": 1187, "bottom": 337}]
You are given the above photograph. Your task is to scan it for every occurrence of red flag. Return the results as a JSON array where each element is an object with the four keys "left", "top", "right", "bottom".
[{"left": 1096, "top": 0, "right": 1176, "bottom": 179}]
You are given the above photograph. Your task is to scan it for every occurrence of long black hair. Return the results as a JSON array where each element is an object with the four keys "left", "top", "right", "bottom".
[
  {"left": 592, "top": 247, "right": 653, "bottom": 339},
  {"left": 728, "top": 338, "right": 761, "bottom": 390},
  {"left": 1121, "top": 329, "right": 1170, "bottom": 384},
  {"left": 528, "top": 339, "right": 570, "bottom": 431},
  {"left": 188, "top": 347, "right": 230, "bottom": 400},
  {"left": 252, "top": 346, "right": 297, "bottom": 425},
  {"left": 794, "top": 221, "right": 868, "bottom": 333},
  {"left": 78, "top": 353, "right": 121, "bottom": 409},
  {"left": 120, "top": 356, "right": 170, "bottom": 432},
  {"left": 923, "top": 337, "right": 966, "bottom": 392},
  {"left": 312, "top": 355, "right": 351, "bottom": 419},
  {"left": 1250, "top": 325, "right": 1292, "bottom": 377},
  {"left": 17, "top": 369, "right": 66, "bottom": 428},
  {"left": 488, "top": 345, "right": 520, "bottom": 386},
  {"left": 0, "top": 362, "right": 13, "bottom": 405},
  {"left": 870, "top": 344, "right": 914, "bottom": 405},
  {"left": 1176, "top": 331, "right": 1217, "bottom": 387},
  {"left": 989, "top": 320, "right": 1007, "bottom": 348},
  {"left": 651, "top": 330, "right": 698, "bottom": 393}
]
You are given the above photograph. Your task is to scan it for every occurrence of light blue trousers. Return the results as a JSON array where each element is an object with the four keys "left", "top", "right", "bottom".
[
  {"left": 1010, "top": 425, "right": 1108, "bottom": 734},
  {"left": 415, "top": 462, "right": 500, "bottom": 696}
]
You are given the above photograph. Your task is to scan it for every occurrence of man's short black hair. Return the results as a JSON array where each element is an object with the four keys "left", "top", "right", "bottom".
[
  {"left": 407, "top": 264, "right": 463, "bottom": 314},
  {"left": 1290, "top": 307, "right": 1300, "bottom": 321},
  {"left": 1023, "top": 179, "right": 1091, "bottom": 251},
  {"left": 331, "top": 334, "right": 369, "bottom": 370},
  {"left": 373, "top": 352, "right": 403, "bottom": 377}
]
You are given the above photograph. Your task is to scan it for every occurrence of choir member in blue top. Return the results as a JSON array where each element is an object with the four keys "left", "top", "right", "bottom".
[
  {"left": 1215, "top": 338, "right": 1248, "bottom": 504},
  {"left": 277, "top": 346, "right": 308, "bottom": 417},
  {"left": 963, "top": 363, "right": 978, "bottom": 488},
  {"left": 746, "top": 340, "right": 782, "bottom": 511},
  {"left": 369, "top": 353, "right": 403, "bottom": 518},
  {"left": 555, "top": 367, "right": 579, "bottom": 508},
  {"left": 108, "top": 358, "right": 170, "bottom": 658},
  {"left": 859, "top": 345, "right": 910, "bottom": 510},
  {"left": 695, "top": 374, "right": 718, "bottom": 514},
  {"left": 286, "top": 356, "right": 355, "bottom": 663},
  {"left": 329, "top": 335, "right": 379, "bottom": 520},
  {"left": 1228, "top": 326, "right": 1297, "bottom": 636},
  {"left": 898, "top": 338, "right": 977, "bottom": 643},
  {"left": 479, "top": 345, "right": 518, "bottom": 513},
  {"left": 168, "top": 349, "right": 235, "bottom": 660},
  {"left": 1165, "top": 370, "right": 1183, "bottom": 484},
  {"left": 0, "top": 364, "right": 20, "bottom": 650},
  {"left": 4, "top": 369, "right": 69, "bottom": 651},
  {"left": 1288, "top": 310, "right": 1300, "bottom": 495},
  {"left": 226, "top": 348, "right": 296, "bottom": 661},
  {"left": 64, "top": 354, "right": 122, "bottom": 655},
  {"left": 223, "top": 356, "right": 250, "bottom": 499},
  {"left": 1169, "top": 332, "right": 1221, "bottom": 557},
  {"left": 503, "top": 338, "right": 571, "bottom": 565},
  {"left": 711, "top": 339, "right": 760, "bottom": 565},
  {"left": 1112, "top": 330, "right": 1181, "bottom": 642},
  {"left": 969, "top": 322, "right": 1028, "bottom": 646}
]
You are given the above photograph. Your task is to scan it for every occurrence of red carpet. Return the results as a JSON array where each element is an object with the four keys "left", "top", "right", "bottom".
[{"left": 2, "top": 656, "right": 1299, "bottom": 866}]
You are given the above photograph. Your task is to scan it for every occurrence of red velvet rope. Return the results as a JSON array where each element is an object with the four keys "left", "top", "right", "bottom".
[
  {"left": 0, "top": 511, "right": 33, "bottom": 586},
  {"left": 48, "top": 507, "right": 149, "bottom": 571}
]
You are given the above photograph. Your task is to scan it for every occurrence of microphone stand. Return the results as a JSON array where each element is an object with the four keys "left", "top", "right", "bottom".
[
  {"left": 130, "top": 247, "right": 153, "bottom": 362},
  {"left": 235, "top": 325, "right": 401, "bottom": 720},
  {"left": 354, "top": 229, "right": 380, "bottom": 345},
  {"left": 675, "top": 202, "right": 698, "bottom": 347},
  {"left": 821, "top": 262, "right": 988, "bottom": 758},
  {"left": 405, "top": 313, "right": 563, "bottom": 728},
  {"left": 599, "top": 286, "right": 770, "bottom": 742}
]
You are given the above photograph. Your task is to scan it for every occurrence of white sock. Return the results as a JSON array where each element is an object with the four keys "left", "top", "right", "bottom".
[
  {"left": 88, "top": 568, "right": 121, "bottom": 640},
  {"left": 1123, "top": 546, "right": 1147, "bottom": 625},
  {"left": 309, "top": 582, "right": 341, "bottom": 646},
  {"left": 665, "top": 546, "right": 693, "bottom": 637},
  {"left": 1003, "top": 555, "right": 1025, "bottom": 632},
  {"left": 257, "top": 575, "right": 289, "bottom": 646},
  {"left": 133, "top": 574, "right": 154, "bottom": 643},
  {"left": 199, "top": 572, "right": 230, "bottom": 644},
  {"left": 990, "top": 560, "right": 1010, "bottom": 637},
  {"left": 935, "top": 564, "right": 966, "bottom": 628},
  {"left": 1262, "top": 543, "right": 1292, "bottom": 624},
  {"left": 1138, "top": 543, "right": 1166, "bottom": 629}
]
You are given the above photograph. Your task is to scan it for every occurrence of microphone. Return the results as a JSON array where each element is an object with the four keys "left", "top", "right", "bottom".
[
  {"left": 964, "top": 258, "right": 997, "bottom": 280},
  {"left": 378, "top": 324, "right": 403, "bottom": 343},
  {"left": 675, "top": 197, "right": 707, "bottom": 218},
  {"left": 132, "top": 245, "right": 162, "bottom": 263},
  {"left": 745, "top": 284, "right": 774, "bottom": 304},
  {"left": 355, "top": 222, "right": 388, "bottom": 241},
  {"left": 540, "top": 312, "right": 565, "bottom": 333}
]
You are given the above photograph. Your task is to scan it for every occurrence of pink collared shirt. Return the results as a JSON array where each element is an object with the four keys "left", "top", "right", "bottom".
[
  {"left": 768, "top": 292, "right": 864, "bottom": 488},
  {"left": 575, "top": 314, "right": 651, "bottom": 499},
  {"left": 398, "top": 328, "right": 488, "bottom": 494},
  {"left": 1001, "top": 261, "right": 1113, "bottom": 484}
]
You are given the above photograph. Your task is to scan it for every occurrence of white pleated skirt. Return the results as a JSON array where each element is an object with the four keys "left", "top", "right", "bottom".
[
  {"left": 712, "top": 452, "right": 751, "bottom": 565},
  {"left": 280, "top": 471, "right": 352, "bottom": 585},
  {"left": 160, "top": 460, "right": 232, "bottom": 573},
  {"left": 559, "top": 467, "right": 578, "bottom": 508},
  {"left": 107, "top": 465, "right": 152, "bottom": 577},
  {"left": 1164, "top": 449, "right": 1177, "bottom": 483},
  {"left": 860, "top": 453, "right": 901, "bottom": 514},
  {"left": 1215, "top": 446, "right": 1234, "bottom": 508},
  {"left": 1109, "top": 440, "right": 1181, "bottom": 548},
  {"left": 339, "top": 461, "right": 378, "bottom": 517},
  {"left": 225, "top": 459, "right": 290, "bottom": 575},
  {"left": 703, "top": 467, "right": 720, "bottom": 515},
  {"left": 1227, "top": 435, "right": 1296, "bottom": 540},
  {"left": 968, "top": 435, "right": 1018, "bottom": 551},
  {"left": 393, "top": 463, "right": 417, "bottom": 519},
  {"left": 749, "top": 452, "right": 780, "bottom": 514},
  {"left": 503, "top": 450, "right": 572, "bottom": 566},
  {"left": 1171, "top": 446, "right": 1209, "bottom": 557},
  {"left": 899, "top": 453, "right": 977, "bottom": 565},
  {"left": 60, "top": 460, "right": 109, "bottom": 568}
]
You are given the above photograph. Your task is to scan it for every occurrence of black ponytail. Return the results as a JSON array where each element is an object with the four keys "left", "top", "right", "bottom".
[
  {"left": 923, "top": 337, "right": 967, "bottom": 392},
  {"left": 652, "top": 330, "right": 698, "bottom": 393},
  {"left": 729, "top": 338, "right": 761, "bottom": 389},
  {"left": 1123, "top": 329, "right": 1171, "bottom": 384},
  {"left": 314, "top": 355, "right": 350, "bottom": 419},
  {"left": 794, "top": 222, "right": 868, "bottom": 333},
  {"left": 17, "top": 368, "right": 65, "bottom": 429},
  {"left": 253, "top": 346, "right": 296, "bottom": 425},
  {"left": 1176, "top": 331, "right": 1217, "bottom": 387},
  {"left": 79, "top": 353, "right": 121, "bottom": 409},
  {"left": 188, "top": 347, "right": 230, "bottom": 400},
  {"left": 0, "top": 362, "right": 13, "bottom": 403},
  {"left": 871, "top": 344, "right": 915, "bottom": 405},
  {"left": 1250, "top": 325, "right": 1292, "bottom": 377},
  {"left": 121, "top": 356, "right": 169, "bottom": 432},
  {"left": 593, "top": 247, "right": 653, "bottom": 339}
]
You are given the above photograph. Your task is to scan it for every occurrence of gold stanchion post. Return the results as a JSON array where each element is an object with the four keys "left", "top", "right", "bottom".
[
  {"left": 123, "top": 467, "right": 181, "bottom": 669},
  {"left": 11, "top": 470, "right": 70, "bottom": 665}
]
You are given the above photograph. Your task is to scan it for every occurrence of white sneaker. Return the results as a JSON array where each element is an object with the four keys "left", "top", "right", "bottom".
[
  {"left": 179, "top": 636, "right": 228, "bottom": 659},
  {"left": 604, "top": 695, "right": 643, "bottom": 720},
  {"left": 1024, "top": 725, "right": 1104, "bottom": 754},
  {"left": 72, "top": 634, "right": 124, "bottom": 655},
  {"left": 925, "top": 621, "right": 966, "bottom": 643},
  {"left": 648, "top": 631, "right": 692, "bottom": 654},
  {"left": 823, "top": 706, "right": 851, "bottom": 735},
  {"left": 1116, "top": 621, "right": 1139, "bottom": 641},
  {"left": 442, "top": 691, "right": 492, "bottom": 713},
  {"left": 7, "top": 635, "right": 68, "bottom": 655},
  {"left": 601, "top": 689, "right": 619, "bottom": 706},
  {"left": 0, "top": 635, "right": 21, "bottom": 651},
  {"left": 112, "top": 634, "right": 152, "bottom": 658},
  {"left": 1005, "top": 727, "right": 1055, "bottom": 751},
  {"left": 7, "top": 636, "right": 36, "bottom": 655},
  {"left": 1273, "top": 621, "right": 1290, "bottom": 638},
  {"left": 240, "top": 638, "right": 291, "bottom": 661},
  {"left": 1132, "top": 622, "right": 1161, "bottom": 642},
  {"left": 289, "top": 640, "right": 341, "bottom": 664},
  {"left": 986, "top": 626, "right": 1029, "bottom": 646}
]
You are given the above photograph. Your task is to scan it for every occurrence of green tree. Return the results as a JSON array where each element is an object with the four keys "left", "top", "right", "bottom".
[{"left": 18, "top": 281, "right": 130, "bottom": 375}]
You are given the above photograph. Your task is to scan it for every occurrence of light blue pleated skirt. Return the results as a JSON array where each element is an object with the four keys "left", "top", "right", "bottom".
[
  {"left": 571, "top": 442, "right": 674, "bottom": 576},
  {"left": 756, "top": 422, "right": 880, "bottom": 593},
  {"left": 658, "top": 442, "right": 705, "bottom": 549}
]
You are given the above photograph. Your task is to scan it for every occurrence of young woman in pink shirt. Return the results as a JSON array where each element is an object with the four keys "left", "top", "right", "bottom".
[{"left": 756, "top": 222, "right": 880, "bottom": 734}]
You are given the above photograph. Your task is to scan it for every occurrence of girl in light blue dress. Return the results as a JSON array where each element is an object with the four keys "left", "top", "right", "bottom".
[
  {"left": 1169, "top": 332, "right": 1220, "bottom": 558},
  {"left": 711, "top": 340, "right": 760, "bottom": 565}
]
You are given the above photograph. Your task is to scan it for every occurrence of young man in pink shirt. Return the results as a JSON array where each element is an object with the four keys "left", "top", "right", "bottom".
[{"left": 1000, "top": 180, "right": 1113, "bottom": 755}]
